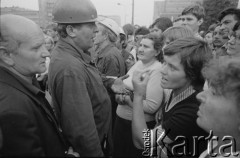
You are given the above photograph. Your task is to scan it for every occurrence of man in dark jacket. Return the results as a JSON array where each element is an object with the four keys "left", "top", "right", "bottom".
[
  {"left": 94, "top": 17, "right": 126, "bottom": 129},
  {"left": 0, "top": 14, "right": 68, "bottom": 156},
  {"left": 48, "top": 0, "right": 112, "bottom": 156}
]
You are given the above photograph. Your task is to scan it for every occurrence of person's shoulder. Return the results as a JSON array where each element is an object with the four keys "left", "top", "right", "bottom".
[{"left": 0, "top": 85, "right": 37, "bottom": 115}]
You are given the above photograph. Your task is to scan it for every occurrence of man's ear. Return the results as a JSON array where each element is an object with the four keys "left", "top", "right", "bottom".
[
  {"left": 0, "top": 46, "right": 15, "bottom": 66},
  {"left": 198, "top": 18, "right": 203, "bottom": 26},
  {"left": 66, "top": 25, "right": 77, "bottom": 38}
]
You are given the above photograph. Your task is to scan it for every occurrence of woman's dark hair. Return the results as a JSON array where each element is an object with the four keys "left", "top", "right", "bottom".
[
  {"left": 163, "top": 37, "right": 213, "bottom": 91},
  {"left": 142, "top": 33, "right": 164, "bottom": 63},
  {"left": 150, "top": 17, "right": 173, "bottom": 32},
  {"left": 202, "top": 56, "right": 240, "bottom": 106}
]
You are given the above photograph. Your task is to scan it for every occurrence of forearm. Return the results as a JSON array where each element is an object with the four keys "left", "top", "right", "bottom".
[{"left": 132, "top": 94, "right": 148, "bottom": 149}]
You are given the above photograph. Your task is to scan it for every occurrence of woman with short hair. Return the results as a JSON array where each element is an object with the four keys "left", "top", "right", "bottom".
[
  {"left": 130, "top": 37, "right": 212, "bottom": 158},
  {"left": 113, "top": 33, "right": 164, "bottom": 157},
  {"left": 197, "top": 57, "right": 240, "bottom": 158}
]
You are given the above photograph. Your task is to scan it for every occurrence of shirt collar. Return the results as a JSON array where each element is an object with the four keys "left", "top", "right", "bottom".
[{"left": 165, "top": 85, "right": 196, "bottom": 112}]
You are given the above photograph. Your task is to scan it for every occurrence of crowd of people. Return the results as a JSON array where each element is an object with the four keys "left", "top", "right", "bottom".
[{"left": 0, "top": 0, "right": 240, "bottom": 157}]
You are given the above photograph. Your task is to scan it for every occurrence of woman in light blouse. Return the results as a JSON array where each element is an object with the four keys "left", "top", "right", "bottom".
[{"left": 113, "top": 33, "right": 164, "bottom": 157}]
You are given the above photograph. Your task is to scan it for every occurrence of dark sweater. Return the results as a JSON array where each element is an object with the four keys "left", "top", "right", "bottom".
[{"left": 162, "top": 91, "right": 208, "bottom": 158}]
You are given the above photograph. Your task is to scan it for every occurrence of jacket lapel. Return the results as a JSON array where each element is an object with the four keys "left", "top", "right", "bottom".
[{"left": 0, "top": 68, "right": 67, "bottom": 146}]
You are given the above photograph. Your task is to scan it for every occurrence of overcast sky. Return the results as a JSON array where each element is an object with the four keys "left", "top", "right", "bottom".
[{"left": 1, "top": 0, "right": 160, "bottom": 26}]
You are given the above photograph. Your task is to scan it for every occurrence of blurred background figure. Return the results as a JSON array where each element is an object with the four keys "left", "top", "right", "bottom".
[
  {"left": 129, "top": 26, "right": 150, "bottom": 64},
  {"left": 125, "top": 53, "right": 135, "bottom": 71},
  {"left": 149, "top": 17, "right": 173, "bottom": 37},
  {"left": 204, "top": 23, "right": 218, "bottom": 51},
  {"left": 115, "top": 27, "right": 131, "bottom": 73},
  {"left": 212, "top": 23, "right": 228, "bottom": 58},
  {"left": 227, "top": 21, "right": 240, "bottom": 57},
  {"left": 116, "top": 27, "right": 130, "bottom": 62},
  {"left": 181, "top": 3, "right": 205, "bottom": 38},
  {"left": 204, "top": 30, "right": 213, "bottom": 49},
  {"left": 44, "top": 35, "right": 55, "bottom": 52},
  {"left": 45, "top": 23, "right": 59, "bottom": 45},
  {"left": 218, "top": 8, "right": 240, "bottom": 32},
  {"left": 134, "top": 26, "right": 150, "bottom": 47},
  {"left": 36, "top": 35, "right": 54, "bottom": 92},
  {"left": 123, "top": 23, "right": 135, "bottom": 52}
]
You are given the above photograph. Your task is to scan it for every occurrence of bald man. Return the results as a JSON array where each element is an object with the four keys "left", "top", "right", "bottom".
[{"left": 0, "top": 14, "right": 68, "bottom": 156}]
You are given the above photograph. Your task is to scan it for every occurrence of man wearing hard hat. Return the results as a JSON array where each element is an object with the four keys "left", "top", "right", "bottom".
[
  {"left": 94, "top": 17, "right": 126, "bottom": 129},
  {"left": 94, "top": 17, "right": 125, "bottom": 77},
  {"left": 48, "top": 0, "right": 111, "bottom": 156}
]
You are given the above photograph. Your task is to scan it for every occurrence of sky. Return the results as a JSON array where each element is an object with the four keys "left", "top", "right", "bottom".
[{"left": 1, "top": 0, "right": 160, "bottom": 26}]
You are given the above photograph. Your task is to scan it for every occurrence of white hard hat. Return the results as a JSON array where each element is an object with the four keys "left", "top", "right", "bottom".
[
  {"left": 119, "top": 27, "right": 125, "bottom": 35},
  {"left": 98, "top": 17, "right": 120, "bottom": 36}
]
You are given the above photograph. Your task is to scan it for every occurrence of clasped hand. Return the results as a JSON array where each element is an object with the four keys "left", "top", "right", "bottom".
[{"left": 115, "top": 70, "right": 150, "bottom": 105}]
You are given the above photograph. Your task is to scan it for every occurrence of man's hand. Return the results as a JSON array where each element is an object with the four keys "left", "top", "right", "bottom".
[
  {"left": 66, "top": 147, "right": 80, "bottom": 157},
  {"left": 132, "top": 70, "right": 150, "bottom": 97},
  {"left": 115, "top": 93, "right": 132, "bottom": 105},
  {"left": 111, "top": 74, "right": 130, "bottom": 94}
]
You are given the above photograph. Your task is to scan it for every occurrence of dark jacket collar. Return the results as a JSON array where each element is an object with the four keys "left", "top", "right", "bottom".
[
  {"left": 0, "top": 66, "right": 44, "bottom": 97},
  {"left": 57, "top": 37, "right": 92, "bottom": 64},
  {"left": 0, "top": 66, "right": 68, "bottom": 147}
]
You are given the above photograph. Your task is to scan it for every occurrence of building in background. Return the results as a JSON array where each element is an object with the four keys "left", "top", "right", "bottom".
[
  {"left": 99, "top": 15, "right": 121, "bottom": 26},
  {"left": 0, "top": 7, "right": 40, "bottom": 25},
  {"left": 38, "top": 0, "right": 57, "bottom": 28},
  {"left": 153, "top": 0, "right": 202, "bottom": 22},
  {"left": 38, "top": 0, "right": 121, "bottom": 28}
]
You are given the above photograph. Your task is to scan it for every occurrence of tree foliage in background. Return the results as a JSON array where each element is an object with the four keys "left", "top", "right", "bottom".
[{"left": 201, "top": 0, "right": 238, "bottom": 31}]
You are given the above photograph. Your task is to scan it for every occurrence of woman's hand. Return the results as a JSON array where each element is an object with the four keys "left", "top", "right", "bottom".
[
  {"left": 132, "top": 70, "right": 150, "bottom": 97},
  {"left": 115, "top": 93, "right": 132, "bottom": 106}
]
